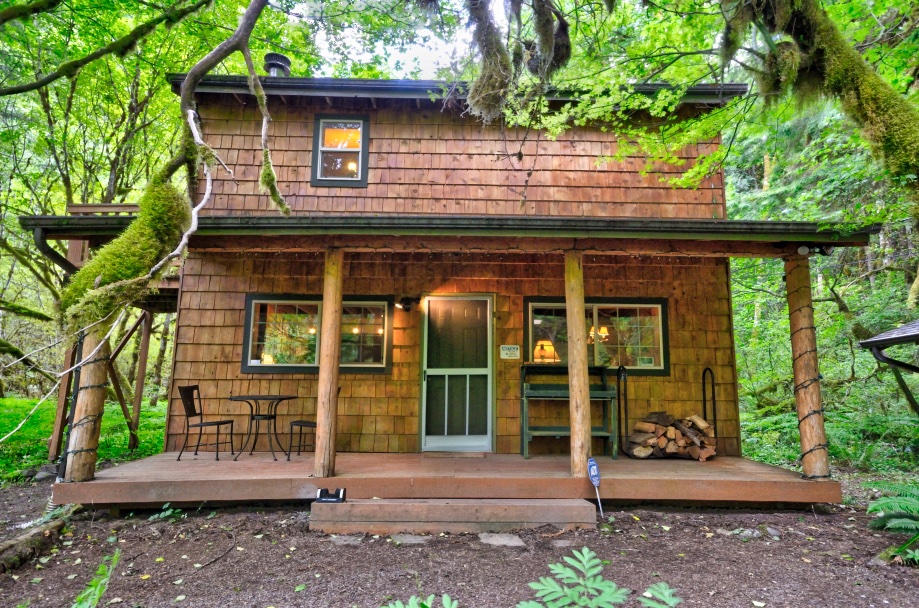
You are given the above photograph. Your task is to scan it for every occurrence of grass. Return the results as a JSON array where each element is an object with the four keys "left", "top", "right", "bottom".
[{"left": 0, "top": 396, "right": 166, "bottom": 482}]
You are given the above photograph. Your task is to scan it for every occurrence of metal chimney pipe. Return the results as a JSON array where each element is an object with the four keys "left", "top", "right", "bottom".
[{"left": 263, "top": 53, "right": 291, "bottom": 77}]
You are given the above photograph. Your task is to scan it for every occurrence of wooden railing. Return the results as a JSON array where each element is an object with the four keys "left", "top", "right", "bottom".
[{"left": 67, "top": 204, "right": 139, "bottom": 216}]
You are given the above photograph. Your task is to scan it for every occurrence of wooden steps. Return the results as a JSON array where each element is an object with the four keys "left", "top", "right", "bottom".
[{"left": 309, "top": 498, "right": 597, "bottom": 534}]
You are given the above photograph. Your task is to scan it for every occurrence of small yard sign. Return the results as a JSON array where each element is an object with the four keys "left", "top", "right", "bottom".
[
  {"left": 587, "top": 457, "right": 604, "bottom": 518},
  {"left": 499, "top": 345, "right": 520, "bottom": 360}
]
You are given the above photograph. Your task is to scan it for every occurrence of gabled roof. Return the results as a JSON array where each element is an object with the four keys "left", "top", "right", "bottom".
[
  {"left": 859, "top": 319, "right": 919, "bottom": 349},
  {"left": 167, "top": 75, "right": 748, "bottom": 106}
]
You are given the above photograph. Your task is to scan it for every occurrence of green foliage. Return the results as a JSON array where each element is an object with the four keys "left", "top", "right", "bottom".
[
  {"left": 60, "top": 177, "right": 191, "bottom": 331},
  {"left": 0, "top": 397, "right": 166, "bottom": 482},
  {"left": 517, "top": 547, "right": 680, "bottom": 608},
  {"left": 71, "top": 549, "right": 121, "bottom": 608},
  {"left": 866, "top": 480, "right": 919, "bottom": 563},
  {"left": 382, "top": 595, "right": 457, "bottom": 608},
  {"left": 147, "top": 502, "right": 185, "bottom": 523}
]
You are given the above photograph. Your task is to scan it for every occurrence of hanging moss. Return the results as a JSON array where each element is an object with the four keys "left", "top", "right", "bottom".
[
  {"left": 0, "top": 298, "right": 53, "bottom": 321},
  {"left": 720, "top": 0, "right": 755, "bottom": 62},
  {"left": 760, "top": 40, "right": 804, "bottom": 102},
  {"left": 532, "top": 0, "right": 555, "bottom": 74},
  {"left": 465, "top": 0, "right": 513, "bottom": 123},
  {"left": 259, "top": 148, "right": 291, "bottom": 216},
  {"left": 60, "top": 176, "right": 191, "bottom": 332}
]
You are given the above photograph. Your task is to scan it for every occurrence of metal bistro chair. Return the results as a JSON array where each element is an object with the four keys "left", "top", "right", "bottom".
[
  {"left": 286, "top": 387, "right": 339, "bottom": 460},
  {"left": 177, "top": 385, "right": 234, "bottom": 461}
]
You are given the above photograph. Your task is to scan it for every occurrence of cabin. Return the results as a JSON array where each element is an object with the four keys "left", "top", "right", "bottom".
[{"left": 20, "top": 64, "right": 877, "bottom": 521}]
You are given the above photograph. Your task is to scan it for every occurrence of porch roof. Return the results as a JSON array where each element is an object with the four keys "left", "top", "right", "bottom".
[
  {"left": 167, "top": 75, "right": 749, "bottom": 106},
  {"left": 859, "top": 319, "right": 919, "bottom": 349},
  {"left": 19, "top": 214, "right": 877, "bottom": 247}
]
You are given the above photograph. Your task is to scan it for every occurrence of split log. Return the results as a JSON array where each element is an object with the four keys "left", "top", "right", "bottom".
[
  {"left": 688, "top": 415, "right": 710, "bottom": 431},
  {"left": 634, "top": 421, "right": 657, "bottom": 433},
  {"left": 626, "top": 445, "right": 654, "bottom": 458},
  {"left": 672, "top": 420, "right": 703, "bottom": 447},
  {"left": 643, "top": 411, "right": 675, "bottom": 427}
]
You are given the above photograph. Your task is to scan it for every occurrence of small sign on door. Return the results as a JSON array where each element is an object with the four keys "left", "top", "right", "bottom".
[{"left": 499, "top": 345, "right": 520, "bottom": 360}]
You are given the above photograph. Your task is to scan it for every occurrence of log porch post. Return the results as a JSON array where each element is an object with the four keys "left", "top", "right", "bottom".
[
  {"left": 314, "top": 248, "right": 344, "bottom": 478},
  {"left": 784, "top": 255, "right": 830, "bottom": 479},
  {"left": 564, "top": 249, "right": 591, "bottom": 478},
  {"left": 63, "top": 331, "right": 110, "bottom": 482}
]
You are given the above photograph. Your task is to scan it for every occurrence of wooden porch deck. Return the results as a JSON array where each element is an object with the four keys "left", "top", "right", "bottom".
[{"left": 52, "top": 453, "right": 840, "bottom": 507}]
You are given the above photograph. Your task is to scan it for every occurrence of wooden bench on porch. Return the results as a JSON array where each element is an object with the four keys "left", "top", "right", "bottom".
[{"left": 520, "top": 364, "right": 617, "bottom": 459}]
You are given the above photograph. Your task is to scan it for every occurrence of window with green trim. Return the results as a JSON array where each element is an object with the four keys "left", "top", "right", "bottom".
[
  {"left": 242, "top": 294, "right": 391, "bottom": 373},
  {"left": 310, "top": 115, "right": 370, "bottom": 187},
  {"left": 526, "top": 299, "right": 669, "bottom": 375}
]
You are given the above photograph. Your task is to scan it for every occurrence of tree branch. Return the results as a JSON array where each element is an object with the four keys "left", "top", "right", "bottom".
[
  {"left": 0, "top": 0, "right": 213, "bottom": 97},
  {"left": 0, "top": 0, "right": 63, "bottom": 29}
]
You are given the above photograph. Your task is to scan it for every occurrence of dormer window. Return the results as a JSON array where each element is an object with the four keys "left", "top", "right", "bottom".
[{"left": 311, "top": 115, "right": 370, "bottom": 187}]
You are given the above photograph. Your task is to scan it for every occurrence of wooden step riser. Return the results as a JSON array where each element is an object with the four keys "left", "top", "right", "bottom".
[{"left": 310, "top": 498, "right": 597, "bottom": 535}]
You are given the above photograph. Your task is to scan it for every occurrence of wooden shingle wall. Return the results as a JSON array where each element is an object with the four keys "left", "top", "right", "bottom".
[
  {"left": 197, "top": 96, "right": 725, "bottom": 219},
  {"left": 167, "top": 250, "right": 740, "bottom": 457}
]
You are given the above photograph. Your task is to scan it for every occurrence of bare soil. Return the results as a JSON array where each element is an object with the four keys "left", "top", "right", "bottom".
[{"left": 1, "top": 471, "right": 917, "bottom": 608}]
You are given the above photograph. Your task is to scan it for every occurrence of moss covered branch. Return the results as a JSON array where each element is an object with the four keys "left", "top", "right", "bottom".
[
  {"left": 0, "top": 0, "right": 214, "bottom": 97},
  {"left": 0, "top": 298, "right": 53, "bottom": 321},
  {"left": 0, "top": 0, "right": 63, "bottom": 29}
]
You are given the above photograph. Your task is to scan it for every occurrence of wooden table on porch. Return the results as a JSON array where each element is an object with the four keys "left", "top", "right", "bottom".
[{"left": 230, "top": 394, "right": 297, "bottom": 462}]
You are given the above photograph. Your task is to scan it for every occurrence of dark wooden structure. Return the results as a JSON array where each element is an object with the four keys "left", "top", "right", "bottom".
[{"left": 20, "top": 76, "right": 879, "bottom": 505}]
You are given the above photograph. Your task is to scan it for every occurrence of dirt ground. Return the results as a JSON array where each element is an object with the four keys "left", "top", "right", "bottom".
[{"left": 1, "top": 470, "right": 917, "bottom": 608}]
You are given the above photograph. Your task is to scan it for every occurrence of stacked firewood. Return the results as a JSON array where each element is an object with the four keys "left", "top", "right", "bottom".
[{"left": 625, "top": 411, "right": 717, "bottom": 461}]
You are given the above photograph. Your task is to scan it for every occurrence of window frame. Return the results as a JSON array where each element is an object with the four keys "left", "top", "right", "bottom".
[
  {"left": 310, "top": 114, "right": 370, "bottom": 188},
  {"left": 523, "top": 296, "right": 670, "bottom": 376},
  {"left": 241, "top": 293, "right": 393, "bottom": 374}
]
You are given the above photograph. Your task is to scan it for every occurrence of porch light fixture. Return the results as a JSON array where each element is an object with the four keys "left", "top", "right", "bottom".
[
  {"left": 534, "top": 340, "right": 560, "bottom": 363},
  {"left": 396, "top": 297, "right": 420, "bottom": 312}
]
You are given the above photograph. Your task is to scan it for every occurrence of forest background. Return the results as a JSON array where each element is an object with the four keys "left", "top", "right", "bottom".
[{"left": 0, "top": 0, "right": 917, "bottom": 480}]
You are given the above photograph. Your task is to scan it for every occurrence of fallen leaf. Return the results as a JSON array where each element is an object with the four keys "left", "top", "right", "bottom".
[
  {"left": 11, "top": 575, "right": 19, "bottom": 580},
  {"left": 155, "top": 557, "right": 165, "bottom": 562},
  {"left": 174, "top": 578, "right": 184, "bottom": 585},
  {"left": 175, "top": 595, "right": 186, "bottom": 602},
  {"left": 295, "top": 584, "right": 307, "bottom": 592},
  {"left": 661, "top": 526, "right": 671, "bottom": 531},
  {"left": 74, "top": 558, "right": 82, "bottom": 565},
  {"left": 752, "top": 602, "right": 766, "bottom": 607},
  {"left": 194, "top": 563, "right": 203, "bottom": 568},
  {"left": 30, "top": 577, "right": 43, "bottom": 584},
  {"left": 67, "top": 574, "right": 78, "bottom": 580},
  {"left": 705, "top": 533, "right": 714, "bottom": 538},
  {"left": 39, "top": 556, "right": 52, "bottom": 564},
  {"left": 140, "top": 574, "right": 151, "bottom": 580},
  {"left": 801, "top": 558, "right": 812, "bottom": 563},
  {"left": 236, "top": 547, "right": 245, "bottom": 551},
  {"left": 632, "top": 515, "right": 641, "bottom": 521},
  {"left": 254, "top": 534, "right": 264, "bottom": 539},
  {"left": 108, "top": 598, "right": 123, "bottom": 604}
]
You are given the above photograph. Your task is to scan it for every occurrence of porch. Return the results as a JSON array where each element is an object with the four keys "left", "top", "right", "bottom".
[{"left": 51, "top": 452, "right": 841, "bottom": 508}]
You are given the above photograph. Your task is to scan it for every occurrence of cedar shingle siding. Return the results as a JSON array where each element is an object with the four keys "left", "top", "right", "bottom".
[
  {"left": 168, "top": 252, "right": 740, "bottom": 456},
  {"left": 198, "top": 96, "right": 725, "bottom": 219}
]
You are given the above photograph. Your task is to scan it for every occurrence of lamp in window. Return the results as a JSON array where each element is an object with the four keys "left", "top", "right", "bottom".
[
  {"left": 598, "top": 326, "right": 609, "bottom": 342},
  {"left": 534, "top": 340, "right": 560, "bottom": 363},
  {"left": 261, "top": 353, "right": 275, "bottom": 365}
]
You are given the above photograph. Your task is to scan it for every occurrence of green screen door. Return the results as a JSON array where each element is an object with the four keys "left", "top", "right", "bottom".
[{"left": 422, "top": 297, "right": 492, "bottom": 451}]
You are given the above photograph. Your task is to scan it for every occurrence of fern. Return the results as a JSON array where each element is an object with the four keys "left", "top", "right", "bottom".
[
  {"left": 383, "top": 595, "right": 457, "bottom": 608},
  {"left": 863, "top": 481, "right": 919, "bottom": 500},
  {"left": 866, "top": 496, "right": 919, "bottom": 515},
  {"left": 866, "top": 480, "right": 919, "bottom": 561}
]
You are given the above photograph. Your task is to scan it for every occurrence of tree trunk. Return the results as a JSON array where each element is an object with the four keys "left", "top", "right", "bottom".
[
  {"left": 150, "top": 313, "right": 172, "bottom": 407},
  {"left": 63, "top": 331, "right": 110, "bottom": 482}
]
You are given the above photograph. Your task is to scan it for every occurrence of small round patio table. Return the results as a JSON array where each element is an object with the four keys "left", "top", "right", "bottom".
[{"left": 229, "top": 395, "right": 297, "bottom": 461}]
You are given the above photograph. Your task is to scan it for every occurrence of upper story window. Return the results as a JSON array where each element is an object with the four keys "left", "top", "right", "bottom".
[
  {"left": 525, "top": 297, "right": 669, "bottom": 376},
  {"left": 242, "top": 294, "right": 392, "bottom": 374},
  {"left": 311, "top": 115, "right": 370, "bottom": 187}
]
